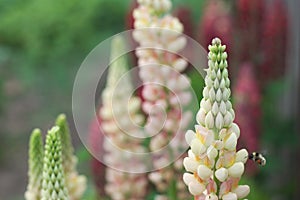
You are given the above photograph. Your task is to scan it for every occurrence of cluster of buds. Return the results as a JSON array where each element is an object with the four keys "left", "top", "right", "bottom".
[
  {"left": 55, "top": 114, "right": 87, "bottom": 200},
  {"left": 99, "top": 36, "right": 148, "bottom": 200},
  {"left": 25, "top": 115, "right": 86, "bottom": 200},
  {"left": 41, "top": 127, "right": 69, "bottom": 200},
  {"left": 25, "top": 129, "right": 44, "bottom": 200},
  {"left": 183, "top": 38, "right": 250, "bottom": 200},
  {"left": 133, "top": 0, "right": 192, "bottom": 198}
]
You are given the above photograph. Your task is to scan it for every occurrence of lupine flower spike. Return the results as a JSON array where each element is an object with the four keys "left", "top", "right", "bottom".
[
  {"left": 56, "top": 114, "right": 87, "bottom": 200},
  {"left": 99, "top": 36, "right": 147, "bottom": 200},
  {"left": 183, "top": 38, "right": 250, "bottom": 200},
  {"left": 133, "top": 0, "right": 192, "bottom": 199},
  {"left": 41, "top": 126, "right": 69, "bottom": 200},
  {"left": 25, "top": 129, "right": 44, "bottom": 200}
]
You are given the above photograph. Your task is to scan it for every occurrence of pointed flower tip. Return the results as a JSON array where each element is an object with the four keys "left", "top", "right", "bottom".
[
  {"left": 30, "top": 128, "right": 42, "bottom": 142},
  {"left": 110, "top": 36, "right": 126, "bottom": 59},
  {"left": 55, "top": 113, "right": 67, "bottom": 126},
  {"left": 48, "top": 126, "right": 60, "bottom": 137},
  {"left": 212, "top": 37, "right": 221, "bottom": 46},
  {"left": 112, "top": 35, "right": 126, "bottom": 49}
]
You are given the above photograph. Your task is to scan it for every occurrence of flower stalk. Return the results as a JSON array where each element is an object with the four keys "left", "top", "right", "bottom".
[
  {"left": 56, "top": 114, "right": 87, "bottom": 200},
  {"left": 133, "top": 0, "right": 192, "bottom": 199},
  {"left": 25, "top": 114, "right": 86, "bottom": 200},
  {"left": 99, "top": 35, "right": 147, "bottom": 200},
  {"left": 183, "top": 38, "right": 250, "bottom": 199},
  {"left": 41, "top": 126, "right": 69, "bottom": 200}
]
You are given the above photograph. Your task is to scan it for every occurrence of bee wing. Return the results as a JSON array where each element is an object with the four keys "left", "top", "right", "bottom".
[{"left": 260, "top": 149, "right": 268, "bottom": 157}]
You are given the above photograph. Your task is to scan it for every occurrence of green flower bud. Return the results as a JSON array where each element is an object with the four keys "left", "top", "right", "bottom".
[
  {"left": 201, "top": 38, "right": 234, "bottom": 131},
  {"left": 55, "top": 114, "right": 86, "bottom": 200},
  {"left": 25, "top": 129, "right": 44, "bottom": 200},
  {"left": 41, "top": 126, "right": 69, "bottom": 200}
]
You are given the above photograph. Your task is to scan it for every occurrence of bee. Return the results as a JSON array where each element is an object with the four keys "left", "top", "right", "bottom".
[{"left": 248, "top": 152, "right": 266, "bottom": 166}]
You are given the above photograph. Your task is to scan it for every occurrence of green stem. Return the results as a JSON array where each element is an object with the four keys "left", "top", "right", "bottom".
[
  {"left": 167, "top": 177, "right": 177, "bottom": 200},
  {"left": 213, "top": 128, "right": 220, "bottom": 196}
]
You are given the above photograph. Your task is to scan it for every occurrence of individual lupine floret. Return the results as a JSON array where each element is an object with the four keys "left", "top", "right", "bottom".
[
  {"left": 183, "top": 38, "right": 250, "bottom": 200},
  {"left": 99, "top": 35, "right": 147, "bottom": 200},
  {"left": 41, "top": 126, "right": 69, "bottom": 200},
  {"left": 56, "top": 114, "right": 87, "bottom": 200},
  {"left": 25, "top": 129, "right": 44, "bottom": 200}
]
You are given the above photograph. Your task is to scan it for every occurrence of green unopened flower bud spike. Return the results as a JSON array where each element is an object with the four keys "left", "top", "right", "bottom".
[
  {"left": 55, "top": 114, "right": 86, "bottom": 200},
  {"left": 25, "top": 129, "right": 44, "bottom": 200},
  {"left": 41, "top": 126, "right": 69, "bottom": 200}
]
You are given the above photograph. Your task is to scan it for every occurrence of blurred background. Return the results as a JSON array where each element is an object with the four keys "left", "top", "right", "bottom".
[{"left": 0, "top": 0, "right": 299, "bottom": 199}]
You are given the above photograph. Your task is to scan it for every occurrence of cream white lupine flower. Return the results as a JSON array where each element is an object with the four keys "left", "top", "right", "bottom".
[
  {"left": 99, "top": 36, "right": 147, "bottom": 200},
  {"left": 56, "top": 114, "right": 86, "bottom": 200},
  {"left": 41, "top": 126, "right": 69, "bottom": 200},
  {"left": 25, "top": 129, "right": 43, "bottom": 200},
  {"left": 133, "top": 0, "right": 192, "bottom": 198},
  {"left": 183, "top": 38, "right": 250, "bottom": 199}
]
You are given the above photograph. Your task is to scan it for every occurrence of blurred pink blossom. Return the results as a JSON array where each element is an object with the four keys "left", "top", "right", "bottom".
[
  {"left": 261, "top": 0, "right": 288, "bottom": 81},
  {"left": 88, "top": 117, "right": 106, "bottom": 197},
  {"left": 173, "top": 6, "right": 194, "bottom": 38},
  {"left": 199, "top": 0, "right": 233, "bottom": 55},
  {"left": 234, "top": 63, "right": 261, "bottom": 174},
  {"left": 235, "top": 0, "right": 265, "bottom": 62}
]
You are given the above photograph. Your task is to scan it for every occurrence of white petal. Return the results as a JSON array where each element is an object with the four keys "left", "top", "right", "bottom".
[
  {"left": 185, "top": 130, "right": 196, "bottom": 146},
  {"left": 183, "top": 173, "right": 194, "bottom": 186},
  {"left": 230, "top": 123, "right": 240, "bottom": 138},
  {"left": 173, "top": 58, "right": 188, "bottom": 72},
  {"left": 197, "top": 165, "right": 213, "bottom": 180},
  {"left": 224, "top": 133, "right": 237, "bottom": 151},
  {"left": 188, "top": 150, "right": 195, "bottom": 159},
  {"left": 183, "top": 157, "right": 198, "bottom": 173},
  {"left": 222, "top": 192, "right": 237, "bottom": 200},
  {"left": 206, "top": 193, "right": 218, "bottom": 200},
  {"left": 207, "top": 145, "right": 218, "bottom": 161},
  {"left": 233, "top": 185, "right": 250, "bottom": 198},
  {"left": 215, "top": 167, "right": 228, "bottom": 182},
  {"left": 235, "top": 149, "right": 248, "bottom": 164},
  {"left": 218, "top": 128, "right": 227, "bottom": 140},
  {"left": 168, "top": 37, "right": 186, "bottom": 52},
  {"left": 214, "top": 140, "right": 224, "bottom": 150},
  {"left": 196, "top": 108, "right": 206, "bottom": 125},
  {"left": 191, "top": 139, "right": 206, "bottom": 155},
  {"left": 188, "top": 181, "right": 205, "bottom": 196},
  {"left": 228, "top": 162, "right": 244, "bottom": 178}
]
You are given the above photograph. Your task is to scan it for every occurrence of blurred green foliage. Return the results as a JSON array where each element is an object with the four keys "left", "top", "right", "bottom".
[{"left": 0, "top": 0, "right": 130, "bottom": 86}]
